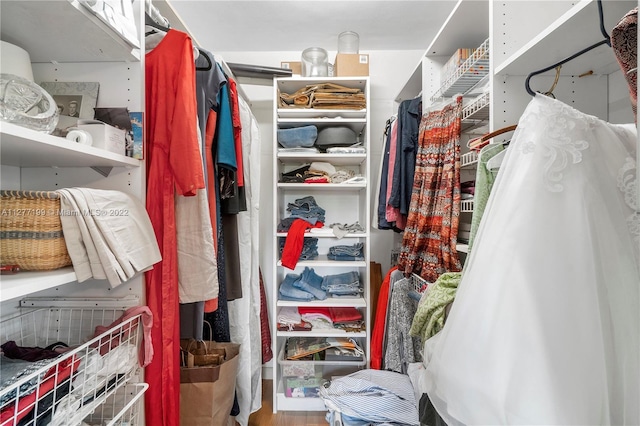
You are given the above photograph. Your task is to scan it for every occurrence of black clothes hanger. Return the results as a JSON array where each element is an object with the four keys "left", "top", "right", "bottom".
[
  {"left": 196, "top": 49, "right": 212, "bottom": 71},
  {"left": 525, "top": 0, "right": 611, "bottom": 96},
  {"left": 145, "top": 11, "right": 169, "bottom": 35},
  {"left": 145, "top": 11, "right": 212, "bottom": 71}
]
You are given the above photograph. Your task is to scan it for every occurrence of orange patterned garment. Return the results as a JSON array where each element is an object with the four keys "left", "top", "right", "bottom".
[
  {"left": 398, "top": 97, "right": 462, "bottom": 282},
  {"left": 611, "top": 7, "right": 637, "bottom": 121}
]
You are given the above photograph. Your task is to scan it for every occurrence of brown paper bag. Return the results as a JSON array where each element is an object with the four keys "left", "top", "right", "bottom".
[
  {"left": 180, "top": 341, "right": 240, "bottom": 426},
  {"left": 181, "top": 339, "right": 226, "bottom": 366}
]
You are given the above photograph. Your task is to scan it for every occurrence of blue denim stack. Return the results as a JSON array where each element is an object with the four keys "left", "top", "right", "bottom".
[
  {"left": 287, "top": 196, "right": 326, "bottom": 224},
  {"left": 327, "top": 242, "right": 364, "bottom": 261},
  {"left": 321, "top": 271, "right": 362, "bottom": 297},
  {"left": 278, "top": 237, "right": 319, "bottom": 261},
  {"left": 278, "top": 267, "right": 328, "bottom": 301}
]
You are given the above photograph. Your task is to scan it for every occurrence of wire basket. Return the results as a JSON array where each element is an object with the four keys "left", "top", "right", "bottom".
[
  {"left": 0, "top": 190, "right": 72, "bottom": 271},
  {"left": 83, "top": 383, "right": 147, "bottom": 426},
  {"left": 0, "top": 300, "right": 144, "bottom": 426}
]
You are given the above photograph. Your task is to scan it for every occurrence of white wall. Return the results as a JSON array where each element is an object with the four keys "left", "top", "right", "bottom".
[{"left": 216, "top": 49, "right": 423, "bottom": 366}]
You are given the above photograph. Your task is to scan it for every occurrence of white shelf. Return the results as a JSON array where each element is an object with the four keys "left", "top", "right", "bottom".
[
  {"left": 277, "top": 153, "right": 366, "bottom": 166},
  {"left": 0, "top": 122, "right": 140, "bottom": 168},
  {"left": 277, "top": 232, "right": 367, "bottom": 239},
  {"left": 0, "top": 267, "right": 77, "bottom": 303},
  {"left": 276, "top": 330, "right": 367, "bottom": 338},
  {"left": 277, "top": 109, "right": 367, "bottom": 120},
  {"left": 278, "top": 257, "right": 367, "bottom": 268},
  {"left": 0, "top": 0, "right": 140, "bottom": 63},
  {"left": 426, "top": 0, "right": 489, "bottom": 57},
  {"left": 275, "top": 385, "right": 328, "bottom": 412},
  {"left": 277, "top": 183, "right": 366, "bottom": 190},
  {"left": 395, "top": 59, "right": 424, "bottom": 103},
  {"left": 277, "top": 298, "right": 367, "bottom": 308},
  {"left": 495, "top": 0, "right": 636, "bottom": 76},
  {"left": 394, "top": 0, "right": 489, "bottom": 103},
  {"left": 431, "top": 38, "right": 490, "bottom": 100},
  {"left": 461, "top": 92, "right": 490, "bottom": 132},
  {"left": 456, "top": 243, "right": 469, "bottom": 253},
  {"left": 277, "top": 231, "right": 368, "bottom": 239}
]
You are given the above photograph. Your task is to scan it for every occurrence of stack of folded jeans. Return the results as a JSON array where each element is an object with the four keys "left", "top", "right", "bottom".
[
  {"left": 327, "top": 242, "right": 364, "bottom": 261},
  {"left": 279, "top": 237, "right": 318, "bottom": 261},
  {"left": 321, "top": 271, "right": 361, "bottom": 297},
  {"left": 278, "top": 267, "right": 327, "bottom": 301},
  {"left": 287, "top": 196, "right": 326, "bottom": 224}
]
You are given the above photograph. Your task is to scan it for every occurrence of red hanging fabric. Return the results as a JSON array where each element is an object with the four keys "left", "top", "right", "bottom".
[{"left": 145, "top": 29, "right": 204, "bottom": 426}]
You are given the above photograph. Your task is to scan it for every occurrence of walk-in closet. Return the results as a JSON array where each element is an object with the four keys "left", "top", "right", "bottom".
[{"left": 0, "top": 1, "right": 637, "bottom": 425}]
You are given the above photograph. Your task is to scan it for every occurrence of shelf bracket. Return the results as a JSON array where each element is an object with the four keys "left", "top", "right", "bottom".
[{"left": 91, "top": 166, "right": 113, "bottom": 177}]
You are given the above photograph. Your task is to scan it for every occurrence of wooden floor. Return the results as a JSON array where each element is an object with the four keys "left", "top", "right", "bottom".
[{"left": 247, "top": 379, "right": 329, "bottom": 426}]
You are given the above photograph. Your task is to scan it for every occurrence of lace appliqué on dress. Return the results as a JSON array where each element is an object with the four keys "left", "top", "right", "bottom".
[
  {"left": 519, "top": 98, "right": 593, "bottom": 192},
  {"left": 617, "top": 157, "right": 640, "bottom": 243}
]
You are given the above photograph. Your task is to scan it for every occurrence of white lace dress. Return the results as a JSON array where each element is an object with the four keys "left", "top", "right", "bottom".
[{"left": 423, "top": 94, "right": 639, "bottom": 425}]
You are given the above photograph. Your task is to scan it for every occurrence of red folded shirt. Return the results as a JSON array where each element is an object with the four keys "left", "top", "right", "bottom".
[{"left": 298, "top": 306, "right": 362, "bottom": 324}]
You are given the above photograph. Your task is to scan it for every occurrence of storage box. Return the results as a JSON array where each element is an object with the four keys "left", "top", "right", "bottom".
[
  {"left": 278, "top": 344, "right": 365, "bottom": 398},
  {"left": 334, "top": 53, "right": 369, "bottom": 76},
  {"left": 77, "top": 120, "right": 126, "bottom": 155},
  {"left": 280, "top": 61, "right": 302, "bottom": 76},
  {"left": 441, "top": 48, "right": 473, "bottom": 81}
]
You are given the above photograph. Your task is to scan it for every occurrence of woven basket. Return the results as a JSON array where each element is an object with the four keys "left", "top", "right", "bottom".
[{"left": 0, "top": 190, "right": 72, "bottom": 271}]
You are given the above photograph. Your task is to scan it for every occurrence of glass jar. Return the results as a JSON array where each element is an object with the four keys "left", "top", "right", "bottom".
[
  {"left": 301, "top": 47, "right": 328, "bottom": 77},
  {"left": 338, "top": 31, "right": 359, "bottom": 54}
]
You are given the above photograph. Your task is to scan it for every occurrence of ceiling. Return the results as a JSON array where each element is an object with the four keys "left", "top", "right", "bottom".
[{"left": 167, "top": 1, "right": 458, "bottom": 53}]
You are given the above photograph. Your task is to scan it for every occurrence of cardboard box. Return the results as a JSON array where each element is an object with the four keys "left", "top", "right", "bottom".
[
  {"left": 334, "top": 53, "right": 369, "bottom": 76},
  {"left": 77, "top": 120, "right": 126, "bottom": 155},
  {"left": 280, "top": 61, "right": 302, "bottom": 76}
]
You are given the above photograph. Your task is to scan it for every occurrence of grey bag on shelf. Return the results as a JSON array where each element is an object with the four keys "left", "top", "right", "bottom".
[{"left": 315, "top": 126, "right": 357, "bottom": 148}]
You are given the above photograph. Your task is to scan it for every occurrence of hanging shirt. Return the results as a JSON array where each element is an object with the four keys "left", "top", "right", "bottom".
[{"left": 145, "top": 29, "right": 204, "bottom": 426}]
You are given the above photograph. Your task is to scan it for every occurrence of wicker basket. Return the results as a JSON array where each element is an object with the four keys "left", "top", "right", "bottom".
[{"left": 0, "top": 190, "right": 72, "bottom": 271}]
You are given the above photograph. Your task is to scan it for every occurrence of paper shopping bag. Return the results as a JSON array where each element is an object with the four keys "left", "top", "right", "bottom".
[
  {"left": 180, "top": 341, "right": 240, "bottom": 426},
  {"left": 181, "top": 338, "right": 226, "bottom": 366}
]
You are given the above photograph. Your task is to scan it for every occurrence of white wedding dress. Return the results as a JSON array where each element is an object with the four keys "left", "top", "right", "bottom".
[{"left": 424, "top": 94, "right": 639, "bottom": 425}]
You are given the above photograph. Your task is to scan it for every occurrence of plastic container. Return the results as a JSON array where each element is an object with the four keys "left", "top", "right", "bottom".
[
  {"left": 338, "top": 31, "right": 359, "bottom": 54},
  {"left": 278, "top": 345, "right": 366, "bottom": 398},
  {"left": 301, "top": 47, "right": 328, "bottom": 77}
]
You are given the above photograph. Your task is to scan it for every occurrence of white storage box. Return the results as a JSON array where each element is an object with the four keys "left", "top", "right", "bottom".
[{"left": 77, "top": 120, "right": 126, "bottom": 155}]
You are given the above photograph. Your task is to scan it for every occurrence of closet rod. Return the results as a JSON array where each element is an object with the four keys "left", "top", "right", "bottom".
[
  {"left": 145, "top": 0, "right": 250, "bottom": 103},
  {"left": 525, "top": 0, "right": 611, "bottom": 96},
  {"left": 227, "top": 63, "right": 292, "bottom": 79}
]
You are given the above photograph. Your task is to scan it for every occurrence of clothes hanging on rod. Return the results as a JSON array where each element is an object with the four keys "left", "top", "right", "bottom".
[
  {"left": 423, "top": 94, "right": 639, "bottom": 425},
  {"left": 397, "top": 96, "right": 463, "bottom": 283},
  {"left": 145, "top": 27, "right": 204, "bottom": 426},
  {"left": 143, "top": 4, "right": 264, "bottom": 424}
]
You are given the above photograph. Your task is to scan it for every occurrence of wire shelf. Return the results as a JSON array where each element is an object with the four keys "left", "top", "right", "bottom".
[
  {"left": 431, "top": 38, "right": 490, "bottom": 101},
  {"left": 410, "top": 273, "right": 429, "bottom": 293},
  {"left": 460, "top": 151, "right": 479, "bottom": 168},
  {"left": 0, "top": 301, "right": 144, "bottom": 426},
  {"left": 461, "top": 91, "right": 490, "bottom": 132},
  {"left": 461, "top": 199, "right": 474, "bottom": 212}
]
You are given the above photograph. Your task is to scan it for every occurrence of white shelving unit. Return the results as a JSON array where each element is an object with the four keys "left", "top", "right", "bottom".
[
  {"left": 0, "top": 1, "right": 148, "bottom": 422},
  {"left": 0, "top": 3, "right": 145, "bottom": 306},
  {"left": 406, "top": 0, "right": 636, "bottom": 262},
  {"left": 272, "top": 76, "right": 371, "bottom": 412}
]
